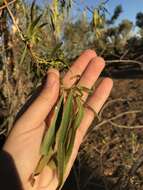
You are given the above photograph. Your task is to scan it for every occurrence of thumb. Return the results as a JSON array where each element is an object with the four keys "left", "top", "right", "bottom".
[{"left": 15, "top": 69, "right": 60, "bottom": 131}]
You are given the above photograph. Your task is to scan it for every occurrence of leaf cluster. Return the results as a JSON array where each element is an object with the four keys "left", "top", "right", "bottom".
[{"left": 30, "top": 87, "right": 84, "bottom": 189}]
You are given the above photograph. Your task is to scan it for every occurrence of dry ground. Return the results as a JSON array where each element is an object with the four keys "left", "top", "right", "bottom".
[
  {"left": 0, "top": 65, "right": 143, "bottom": 190},
  {"left": 64, "top": 74, "right": 143, "bottom": 190}
]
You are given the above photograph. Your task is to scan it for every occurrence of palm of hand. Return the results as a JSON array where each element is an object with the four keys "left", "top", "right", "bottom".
[{"left": 3, "top": 50, "right": 113, "bottom": 190}]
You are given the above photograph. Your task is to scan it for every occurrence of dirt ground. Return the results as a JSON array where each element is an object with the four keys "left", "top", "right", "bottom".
[
  {"left": 64, "top": 74, "right": 143, "bottom": 190},
  {"left": 1, "top": 65, "right": 143, "bottom": 190}
]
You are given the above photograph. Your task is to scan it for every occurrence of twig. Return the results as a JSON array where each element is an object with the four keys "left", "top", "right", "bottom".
[
  {"left": 99, "top": 98, "right": 127, "bottom": 118},
  {"left": 109, "top": 121, "right": 143, "bottom": 129},
  {"left": 0, "top": 128, "right": 7, "bottom": 135},
  {"left": 0, "top": 0, "right": 16, "bottom": 10},
  {"left": 106, "top": 59, "right": 143, "bottom": 67},
  {"left": 120, "top": 50, "right": 129, "bottom": 60},
  {"left": 103, "top": 0, "right": 110, "bottom": 5},
  {"left": 135, "top": 54, "right": 143, "bottom": 61},
  {"left": 4, "top": 0, "right": 25, "bottom": 41},
  {"left": 129, "top": 151, "right": 143, "bottom": 176},
  {"left": 86, "top": 6, "right": 94, "bottom": 14},
  {"left": 93, "top": 110, "right": 142, "bottom": 131}
]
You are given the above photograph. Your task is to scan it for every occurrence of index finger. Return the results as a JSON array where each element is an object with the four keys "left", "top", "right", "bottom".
[{"left": 62, "top": 49, "right": 97, "bottom": 88}]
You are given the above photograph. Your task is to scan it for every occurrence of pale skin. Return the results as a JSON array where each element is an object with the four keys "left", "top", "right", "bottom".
[{"left": 3, "top": 50, "right": 113, "bottom": 190}]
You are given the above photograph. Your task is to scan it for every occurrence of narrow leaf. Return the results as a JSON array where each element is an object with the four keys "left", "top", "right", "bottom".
[
  {"left": 74, "top": 97, "right": 84, "bottom": 128},
  {"left": 48, "top": 159, "right": 57, "bottom": 171},
  {"left": 30, "top": 0, "right": 36, "bottom": 22},
  {"left": 57, "top": 143, "right": 65, "bottom": 190},
  {"left": 56, "top": 90, "right": 73, "bottom": 189},
  {"left": 28, "top": 14, "right": 43, "bottom": 36},
  {"left": 65, "top": 97, "right": 84, "bottom": 165},
  {"left": 34, "top": 148, "right": 53, "bottom": 176},
  {"left": 38, "top": 22, "right": 48, "bottom": 29},
  {"left": 40, "top": 95, "right": 64, "bottom": 155},
  {"left": 56, "top": 90, "right": 73, "bottom": 145},
  {"left": 29, "top": 148, "right": 54, "bottom": 186},
  {"left": 65, "top": 119, "right": 73, "bottom": 152}
]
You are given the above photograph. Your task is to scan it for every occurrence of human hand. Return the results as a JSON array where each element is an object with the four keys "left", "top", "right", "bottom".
[{"left": 3, "top": 50, "right": 113, "bottom": 190}]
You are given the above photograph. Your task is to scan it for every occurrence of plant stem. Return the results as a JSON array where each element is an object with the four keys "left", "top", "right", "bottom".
[
  {"left": 4, "top": 0, "right": 25, "bottom": 41},
  {"left": 19, "top": 45, "right": 27, "bottom": 65},
  {"left": 0, "top": 0, "right": 16, "bottom": 10}
]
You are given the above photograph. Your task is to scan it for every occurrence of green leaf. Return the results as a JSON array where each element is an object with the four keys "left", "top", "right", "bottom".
[
  {"left": 31, "top": 14, "right": 43, "bottom": 31},
  {"left": 29, "top": 148, "right": 55, "bottom": 186},
  {"left": 56, "top": 90, "right": 73, "bottom": 145},
  {"left": 51, "top": 42, "right": 63, "bottom": 57},
  {"left": 28, "top": 14, "right": 43, "bottom": 37},
  {"left": 50, "top": 9, "right": 55, "bottom": 31},
  {"left": 65, "top": 97, "right": 84, "bottom": 165},
  {"left": 30, "top": 0, "right": 36, "bottom": 22},
  {"left": 57, "top": 142, "right": 65, "bottom": 190},
  {"left": 65, "top": 116, "right": 73, "bottom": 152},
  {"left": 74, "top": 97, "right": 84, "bottom": 128},
  {"left": 40, "top": 95, "right": 64, "bottom": 155},
  {"left": 80, "top": 86, "right": 93, "bottom": 95},
  {"left": 33, "top": 148, "right": 53, "bottom": 176},
  {"left": 56, "top": 90, "right": 73, "bottom": 189},
  {"left": 0, "top": 0, "right": 3, "bottom": 6},
  {"left": 48, "top": 158, "right": 57, "bottom": 171},
  {"left": 38, "top": 22, "right": 48, "bottom": 29}
]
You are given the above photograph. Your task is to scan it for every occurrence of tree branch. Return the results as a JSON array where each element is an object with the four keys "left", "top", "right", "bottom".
[
  {"left": 0, "top": 0, "right": 16, "bottom": 10},
  {"left": 106, "top": 59, "right": 143, "bottom": 68}
]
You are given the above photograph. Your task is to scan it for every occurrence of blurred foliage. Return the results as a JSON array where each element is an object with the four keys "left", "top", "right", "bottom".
[
  {"left": 0, "top": 0, "right": 143, "bottom": 136},
  {"left": 136, "top": 12, "right": 143, "bottom": 29},
  {"left": 107, "top": 4, "right": 122, "bottom": 25}
]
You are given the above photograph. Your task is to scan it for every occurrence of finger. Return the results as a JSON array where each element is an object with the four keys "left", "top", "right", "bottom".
[
  {"left": 63, "top": 49, "right": 97, "bottom": 88},
  {"left": 14, "top": 69, "right": 60, "bottom": 132},
  {"left": 79, "top": 78, "right": 113, "bottom": 136},
  {"left": 78, "top": 57, "right": 105, "bottom": 101},
  {"left": 65, "top": 78, "right": 113, "bottom": 179}
]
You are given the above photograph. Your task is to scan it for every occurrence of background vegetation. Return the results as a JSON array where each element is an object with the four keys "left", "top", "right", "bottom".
[{"left": 0, "top": 0, "right": 143, "bottom": 189}]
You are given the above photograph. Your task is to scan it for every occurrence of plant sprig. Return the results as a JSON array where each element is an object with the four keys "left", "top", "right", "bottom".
[
  {"left": 29, "top": 83, "right": 99, "bottom": 190},
  {"left": 3, "top": 1, "right": 99, "bottom": 189}
]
